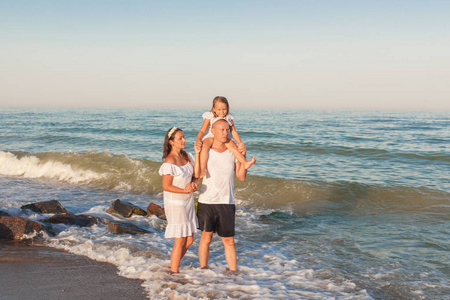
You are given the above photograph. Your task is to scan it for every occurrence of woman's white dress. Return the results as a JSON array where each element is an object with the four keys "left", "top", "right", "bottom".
[{"left": 158, "top": 153, "right": 198, "bottom": 238}]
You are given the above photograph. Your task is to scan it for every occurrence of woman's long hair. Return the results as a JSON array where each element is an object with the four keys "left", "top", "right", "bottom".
[{"left": 162, "top": 127, "right": 188, "bottom": 161}]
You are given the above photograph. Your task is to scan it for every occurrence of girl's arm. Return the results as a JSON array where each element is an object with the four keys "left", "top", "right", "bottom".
[
  {"left": 196, "top": 119, "right": 211, "bottom": 145},
  {"left": 162, "top": 175, "right": 195, "bottom": 194},
  {"left": 229, "top": 120, "right": 243, "bottom": 145}
]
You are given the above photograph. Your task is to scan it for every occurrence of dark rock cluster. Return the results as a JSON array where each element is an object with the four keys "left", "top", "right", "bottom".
[
  {"left": 0, "top": 199, "right": 166, "bottom": 241},
  {"left": 0, "top": 216, "right": 49, "bottom": 240}
]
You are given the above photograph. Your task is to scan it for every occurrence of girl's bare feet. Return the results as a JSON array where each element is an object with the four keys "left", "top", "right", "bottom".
[{"left": 244, "top": 157, "right": 256, "bottom": 169}]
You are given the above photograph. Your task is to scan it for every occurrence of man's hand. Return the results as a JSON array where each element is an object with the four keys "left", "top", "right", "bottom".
[
  {"left": 238, "top": 143, "right": 246, "bottom": 156},
  {"left": 194, "top": 141, "right": 202, "bottom": 155},
  {"left": 195, "top": 140, "right": 203, "bottom": 148}
]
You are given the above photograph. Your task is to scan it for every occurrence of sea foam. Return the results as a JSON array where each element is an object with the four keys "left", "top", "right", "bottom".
[{"left": 0, "top": 151, "right": 102, "bottom": 184}]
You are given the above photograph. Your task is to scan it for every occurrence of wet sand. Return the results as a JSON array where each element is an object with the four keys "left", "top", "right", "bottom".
[{"left": 0, "top": 239, "right": 147, "bottom": 300}]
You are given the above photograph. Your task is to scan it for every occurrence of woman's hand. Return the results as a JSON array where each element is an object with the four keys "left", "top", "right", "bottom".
[{"left": 184, "top": 182, "right": 197, "bottom": 193}]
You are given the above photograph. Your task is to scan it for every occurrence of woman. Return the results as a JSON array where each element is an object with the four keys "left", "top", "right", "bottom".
[{"left": 158, "top": 126, "right": 200, "bottom": 273}]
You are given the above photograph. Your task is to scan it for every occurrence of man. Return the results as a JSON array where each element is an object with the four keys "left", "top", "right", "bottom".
[{"left": 197, "top": 118, "right": 255, "bottom": 272}]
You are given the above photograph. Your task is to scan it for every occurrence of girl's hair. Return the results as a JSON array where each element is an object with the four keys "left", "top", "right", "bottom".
[
  {"left": 210, "top": 96, "right": 230, "bottom": 117},
  {"left": 162, "top": 127, "right": 188, "bottom": 161}
]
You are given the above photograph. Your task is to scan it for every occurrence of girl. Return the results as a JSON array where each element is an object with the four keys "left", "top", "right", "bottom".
[
  {"left": 195, "top": 96, "right": 256, "bottom": 178},
  {"left": 159, "top": 126, "right": 201, "bottom": 274}
]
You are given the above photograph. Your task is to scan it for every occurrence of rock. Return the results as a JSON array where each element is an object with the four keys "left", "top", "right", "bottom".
[
  {"left": 0, "top": 210, "right": 11, "bottom": 217},
  {"left": 108, "top": 221, "right": 150, "bottom": 235},
  {"left": 132, "top": 207, "right": 147, "bottom": 216},
  {"left": 147, "top": 203, "right": 166, "bottom": 220},
  {"left": 0, "top": 216, "right": 49, "bottom": 240},
  {"left": 21, "top": 200, "right": 68, "bottom": 214},
  {"left": 106, "top": 199, "right": 147, "bottom": 218},
  {"left": 44, "top": 214, "right": 100, "bottom": 227}
]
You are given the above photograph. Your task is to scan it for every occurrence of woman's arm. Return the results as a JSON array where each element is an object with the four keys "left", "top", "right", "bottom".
[{"left": 162, "top": 174, "right": 195, "bottom": 194}]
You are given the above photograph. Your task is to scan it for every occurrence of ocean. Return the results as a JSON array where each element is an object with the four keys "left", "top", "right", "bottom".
[{"left": 0, "top": 108, "right": 448, "bottom": 299}]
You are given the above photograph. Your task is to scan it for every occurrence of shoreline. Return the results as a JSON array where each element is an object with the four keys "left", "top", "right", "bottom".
[{"left": 0, "top": 239, "right": 147, "bottom": 300}]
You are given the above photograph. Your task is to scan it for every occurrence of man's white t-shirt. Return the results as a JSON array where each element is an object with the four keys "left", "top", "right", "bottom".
[{"left": 198, "top": 149, "right": 236, "bottom": 205}]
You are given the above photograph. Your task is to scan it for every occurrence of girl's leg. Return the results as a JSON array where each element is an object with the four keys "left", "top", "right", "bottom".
[
  {"left": 225, "top": 140, "right": 256, "bottom": 170},
  {"left": 171, "top": 237, "right": 187, "bottom": 273},
  {"left": 200, "top": 138, "right": 213, "bottom": 178}
]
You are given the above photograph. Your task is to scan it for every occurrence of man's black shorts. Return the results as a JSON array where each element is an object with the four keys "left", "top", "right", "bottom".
[{"left": 197, "top": 203, "right": 235, "bottom": 237}]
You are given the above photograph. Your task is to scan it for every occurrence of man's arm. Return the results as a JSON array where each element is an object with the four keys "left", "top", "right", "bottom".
[
  {"left": 235, "top": 149, "right": 247, "bottom": 181},
  {"left": 193, "top": 141, "right": 201, "bottom": 179}
]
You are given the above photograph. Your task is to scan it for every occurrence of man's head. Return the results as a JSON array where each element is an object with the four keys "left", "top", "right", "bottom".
[{"left": 211, "top": 118, "right": 230, "bottom": 143}]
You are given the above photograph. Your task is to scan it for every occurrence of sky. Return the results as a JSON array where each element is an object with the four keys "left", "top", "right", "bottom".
[{"left": 1, "top": 1, "right": 449, "bottom": 110}]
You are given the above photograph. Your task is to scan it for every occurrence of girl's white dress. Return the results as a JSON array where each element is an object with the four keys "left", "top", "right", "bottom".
[
  {"left": 202, "top": 111, "right": 234, "bottom": 140},
  {"left": 158, "top": 153, "right": 198, "bottom": 238}
]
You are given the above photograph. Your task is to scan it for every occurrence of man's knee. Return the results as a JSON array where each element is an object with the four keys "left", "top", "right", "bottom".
[
  {"left": 221, "top": 237, "right": 235, "bottom": 248},
  {"left": 200, "top": 231, "right": 213, "bottom": 244}
]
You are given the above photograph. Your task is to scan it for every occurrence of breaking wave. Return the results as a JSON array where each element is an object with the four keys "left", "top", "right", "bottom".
[{"left": 1, "top": 150, "right": 448, "bottom": 216}]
